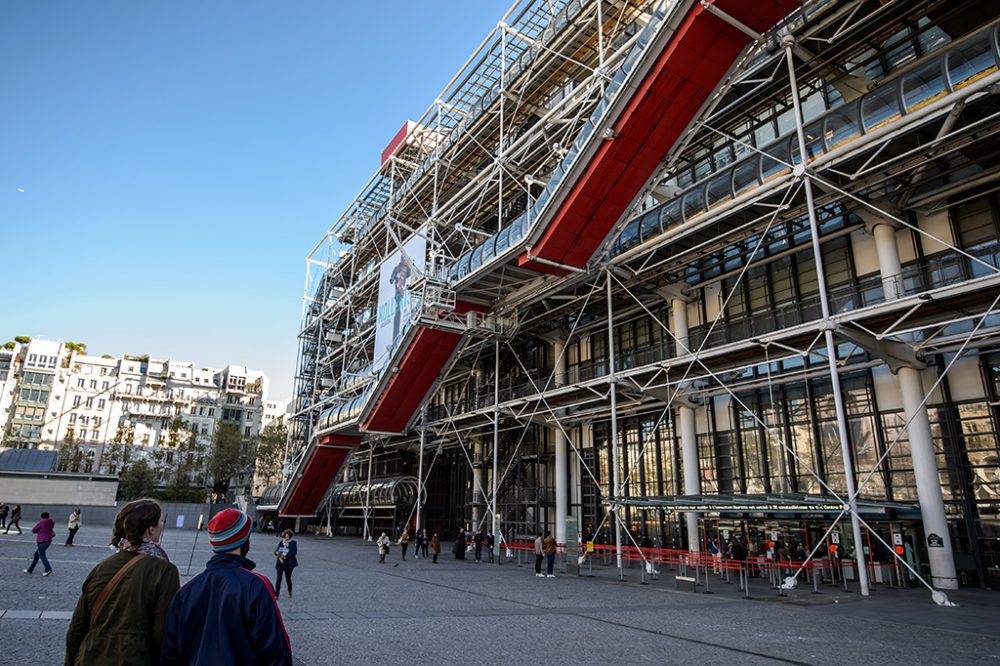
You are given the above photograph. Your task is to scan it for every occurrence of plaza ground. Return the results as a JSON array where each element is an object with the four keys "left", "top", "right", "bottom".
[{"left": 1, "top": 527, "right": 998, "bottom": 665}]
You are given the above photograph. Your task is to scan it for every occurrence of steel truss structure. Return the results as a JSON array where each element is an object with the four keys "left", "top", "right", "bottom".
[{"left": 275, "top": 0, "right": 1000, "bottom": 601}]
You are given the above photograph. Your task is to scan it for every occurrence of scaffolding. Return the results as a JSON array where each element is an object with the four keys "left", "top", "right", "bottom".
[{"left": 283, "top": 0, "right": 1000, "bottom": 602}]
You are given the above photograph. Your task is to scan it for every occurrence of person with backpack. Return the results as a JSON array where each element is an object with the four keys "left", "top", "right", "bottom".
[
  {"left": 24, "top": 511, "right": 56, "bottom": 576},
  {"left": 65, "top": 498, "right": 180, "bottom": 665},
  {"left": 4, "top": 504, "right": 22, "bottom": 535},
  {"left": 160, "top": 508, "right": 292, "bottom": 665}
]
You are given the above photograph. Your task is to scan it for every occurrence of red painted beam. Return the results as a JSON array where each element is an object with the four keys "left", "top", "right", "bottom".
[
  {"left": 518, "top": 0, "right": 798, "bottom": 273},
  {"left": 363, "top": 326, "right": 462, "bottom": 433},
  {"left": 281, "top": 436, "right": 359, "bottom": 516}
]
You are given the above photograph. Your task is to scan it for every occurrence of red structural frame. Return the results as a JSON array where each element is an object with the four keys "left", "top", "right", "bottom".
[
  {"left": 518, "top": 0, "right": 799, "bottom": 274},
  {"left": 280, "top": 434, "right": 359, "bottom": 516}
]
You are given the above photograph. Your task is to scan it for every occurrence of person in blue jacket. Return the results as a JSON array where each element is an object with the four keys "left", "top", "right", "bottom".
[
  {"left": 273, "top": 529, "right": 298, "bottom": 599},
  {"left": 160, "top": 508, "right": 292, "bottom": 665}
]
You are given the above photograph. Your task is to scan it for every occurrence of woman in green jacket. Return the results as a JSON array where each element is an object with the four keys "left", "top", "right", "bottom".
[{"left": 65, "top": 498, "right": 180, "bottom": 665}]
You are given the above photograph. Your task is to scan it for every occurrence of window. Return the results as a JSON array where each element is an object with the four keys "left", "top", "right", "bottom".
[
  {"left": 85, "top": 397, "right": 94, "bottom": 408},
  {"left": 94, "top": 416, "right": 102, "bottom": 426},
  {"left": 19, "top": 388, "right": 49, "bottom": 404},
  {"left": 100, "top": 367, "right": 107, "bottom": 376},
  {"left": 73, "top": 395, "right": 82, "bottom": 407},
  {"left": 80, "top": 415, "right": 89, "bottom": 425},
  {"left": 89, "top": 380, "right": 97, "bottom": 389},
  {"left": 102, "top": 381, "right": 109, "bottom": 390},
  {"left": 244, "top": 426, "right": 252, "bottom": 436},
  {"left": 208, "top": 408, "right": 215, "bottom": 417},
  {"left": 77, "top": 379, "right": 85, "bottom": 388},
  {"left": 68, "top": 413, "right": 77, "bottom": 424},
  {"left": 98, "top": 399, "right": 106, "bottom": 410}
]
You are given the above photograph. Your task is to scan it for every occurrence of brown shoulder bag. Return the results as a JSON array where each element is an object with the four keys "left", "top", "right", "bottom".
[{"left": 89, "top": 554, "right": 146, "bottom": 625}]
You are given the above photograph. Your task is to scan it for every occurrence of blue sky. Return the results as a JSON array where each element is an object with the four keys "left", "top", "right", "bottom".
[{"left": 1, "top": 1, "right": 508, "bottom": 400}]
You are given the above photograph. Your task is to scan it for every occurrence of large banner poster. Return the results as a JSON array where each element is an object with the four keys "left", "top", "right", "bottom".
[{"left": 373, "top": 233, "right": 426, "bottom": 373}]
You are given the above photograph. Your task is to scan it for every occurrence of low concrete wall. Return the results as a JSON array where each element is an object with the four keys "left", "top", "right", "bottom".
[
  {"left": 0, "top": 471, "right": 118, "bottom": 506},
  {"left": 10, "top": 502, "right": 237, "bottom": 530}
]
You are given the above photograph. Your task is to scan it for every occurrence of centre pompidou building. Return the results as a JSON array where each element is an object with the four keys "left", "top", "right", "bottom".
[{"left": 259, "top": 0, "right": 1000, "bottom": 596}]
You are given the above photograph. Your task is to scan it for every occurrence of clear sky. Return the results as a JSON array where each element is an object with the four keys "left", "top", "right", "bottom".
[{"left": 1, "top": 0, "right": 509, "bottom": 400}]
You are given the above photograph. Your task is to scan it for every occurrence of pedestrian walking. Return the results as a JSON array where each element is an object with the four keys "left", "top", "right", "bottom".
[
  {"left": 431, "top": 533, "right": 441, "bottom": 563},
  {"left": 473, "top": 529, "right": 484, "bottom": 562},
  {"left": 543, "top": 531, "right": 557, "bottom": 578},
  {"left": 486, "top": 530, "right": 495, "bottom": 564},
  {"left": 65, "top": 508, "right": 82, "bottom": 547},
  {"left": 0, "top": 503, "right": 8, "bottom": 530},
  {"left": 533, "top": 533, "right": 544, "bottom": 577},
  {"left": 161, "top": 508, "right": 292, "bottom": 665},
  {"left": 420, "top": 529, "right": 430, "bottom": 558},
  {"left": 413, "top": 529, "right": 424, "bottom": 559},
  {"left": 273, "top": 529, "right": 298, "bottom": 600},
  {"left": 399, "top": 528, "right": 410, "bottom": 561},
  {"left": 65, "top": 498, "right": 180, "bottom": 665},
  {"left": 377, "top": 532, "right": 391, "bottom": 564},
  {"left": 24, "top": 511, "right": 55, "bottom": 576},
  {"left": 4, "top": 504, "right": 22, "bottom": 535}
]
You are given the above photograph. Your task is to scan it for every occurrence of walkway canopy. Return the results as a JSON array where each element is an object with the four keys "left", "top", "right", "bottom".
[{"left": 613, "top": 493, "right": 920, "bottom": 517}]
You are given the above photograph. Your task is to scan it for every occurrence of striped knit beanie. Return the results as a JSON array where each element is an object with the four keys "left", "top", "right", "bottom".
[{"left": 207, "top": 508, "right": 252, "bottom": 553}]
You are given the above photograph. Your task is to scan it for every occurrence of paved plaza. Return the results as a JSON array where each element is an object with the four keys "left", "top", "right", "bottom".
[{"left": 1, "top": 527, "right": 999, "bottom": 665}]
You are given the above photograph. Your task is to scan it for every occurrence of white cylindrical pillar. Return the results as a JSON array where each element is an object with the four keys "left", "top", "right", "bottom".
[
  {"left": 899, "top": 366, "right": 958, "bottom": 588},
  {"left": 872, "top": 223, "right": 903, "bottom": 300},
  {"left": 872, "top": 219, "right": 958, "bottom": 589},
  {"left": 672, "top": 296, "right": 700, "bottom": 552},
  {"left": 553, "top": 340, "right": 569, "bottom": 546},
  {"left": 473, "top": 438, "right": 483, "bottom": 527}
]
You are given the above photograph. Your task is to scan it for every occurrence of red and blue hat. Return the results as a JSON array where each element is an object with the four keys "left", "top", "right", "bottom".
[{"left": 207, "top": 508, "right": 252, "bottom": 553}]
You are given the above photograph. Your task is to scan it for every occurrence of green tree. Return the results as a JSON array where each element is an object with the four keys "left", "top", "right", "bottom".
[
  {"left": 58, "top": 429, "right": 85, "bottom": 472},
  {"left": 117, "top": 459, "right": 157, "bottom": 500},
  {"left": 2, "top": 341, "right": 14, "bottom": 350},
  {"left": 254, "top": 421, "right": 287, "bottom": 490},
  {"left": 208, "top": 422, "right": 252, "bottom": 497},
  {"left": 64, "top": 341, "right": 87, "bottom": 355},
  {"left": 164, "top": 419, "right": 205, "bottom": 502},
  {"left": 14, "top": 335, "right": 31, "bottom": 344},
  {"left": 103, "top": 421, "right": 135, "bottom": 474}
]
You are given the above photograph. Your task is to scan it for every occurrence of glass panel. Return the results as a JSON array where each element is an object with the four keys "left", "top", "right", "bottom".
[
  {"left": 902, "top": 59, "right": 948, "bottom": 112},
  {"left": 824, "top": 101, "right": 861, "bottom": 150},
  {"left": 660, "top": 199, "right": 682, "bottom": 231},
  {"left": 618, "top": 220, "right": 640, "bottom": 251},
  {"left": 861, "top": 85, "right": 902, "bottom": 131},
  {"left": 760, "top": 137, "right": 792, "bottom": 181},
  {"left": 706, "top": 168, "right": 734, "bottom": 208},
  {"left": 639, "top": 211, "right": 660, "bottom": 242},
  {"left": 732, "top": 155, "right": 761, "bottom": 195},
  {"left": 789, "top": 120, "right": 826, "bottom": 164},
  {"left": 682, "top": 186, "right": 707, "bottom": 222},
  {"left": 946, "top": 33, "right": 998, "bottom": 89}
]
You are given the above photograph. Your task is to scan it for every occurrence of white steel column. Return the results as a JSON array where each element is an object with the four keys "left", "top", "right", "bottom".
[
  {"left": 553, "top": 339, "right": 569, "bottom": 546},
  {"left": 416, "top": 409, "right": 426, "bottom": 532},
  {"left": 491, "top": 339, "right": 500, "bottom": 563},
  {"left": 607, "top": 271, "right": 624, "bottom": 579},
  {"left": 784, "top": 35, "right": 870, "bottom": 596},
  {"left": 473, "top": 438, "right": 484, "bottom": 527},
  {"left": 363, "top": 444, "right": 374, "bottom": 541},
  {"left": 870, "top": 220, "right": 959, "bottom": 589},
  {"left": 672, "top": 296, "right": 701, "bottom": 552}
]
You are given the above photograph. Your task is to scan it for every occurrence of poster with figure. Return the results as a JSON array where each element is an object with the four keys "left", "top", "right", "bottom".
[{"left": 373, "top": 233, "right": 427, "bottom": 372}]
